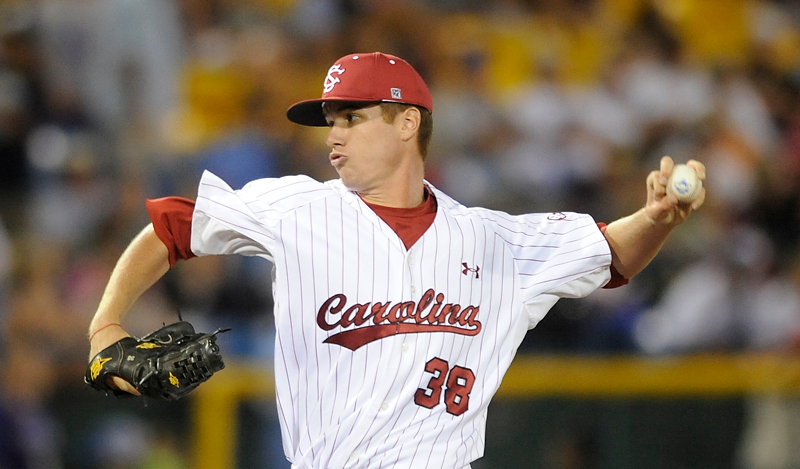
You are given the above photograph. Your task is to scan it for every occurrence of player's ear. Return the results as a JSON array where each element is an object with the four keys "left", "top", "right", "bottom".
[{"left": 399, "top": 106, "right": 421, "bottom": 142}]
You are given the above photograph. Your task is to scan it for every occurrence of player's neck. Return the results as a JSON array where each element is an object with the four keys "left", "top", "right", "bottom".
[
  {"left": 359, "top": 181, "right": 425, "bottom": 208},
  {"left": 358, "top": 159, "right": 426, "bottom": 208}
]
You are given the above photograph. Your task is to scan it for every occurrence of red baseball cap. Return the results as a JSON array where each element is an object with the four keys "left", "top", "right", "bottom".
[{"left": 287, "top": 52, "right": 433, "bottom": 127}]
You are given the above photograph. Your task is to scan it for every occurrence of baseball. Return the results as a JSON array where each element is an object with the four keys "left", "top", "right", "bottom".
[{"left": 667, "top": 164, "right": 702, "bottom": 204}]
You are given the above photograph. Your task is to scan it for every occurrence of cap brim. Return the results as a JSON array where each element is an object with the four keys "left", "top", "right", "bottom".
[
  {"left": 286, "top": 99, "right": 328, "bottom": 127},
  {"left": 287, "top": 97, "right": 393, "bottom": 127}
]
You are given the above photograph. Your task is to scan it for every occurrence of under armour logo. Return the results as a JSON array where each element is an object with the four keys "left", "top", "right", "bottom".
[
  {"left": 324, "top": 64, "right": 346, "bottom": 93},
  {"left": 462, "top": 262, "right": 480, "bottom": 278}
]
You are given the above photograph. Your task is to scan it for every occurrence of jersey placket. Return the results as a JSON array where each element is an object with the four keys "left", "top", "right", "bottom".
[
  {"left": 381, "top": 244, "right": 422, "bottom": 403},
  {"left": 402, "top": 245, "right": 423, "bottom": 354}
]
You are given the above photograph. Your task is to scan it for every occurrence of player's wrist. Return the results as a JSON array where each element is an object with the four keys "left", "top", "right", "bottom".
[
  {"left": 88, "top": 322, "right": 123, "bottom": 343},
  {"left": 642, "top": 204, "right": 680, "bottom": 230}
]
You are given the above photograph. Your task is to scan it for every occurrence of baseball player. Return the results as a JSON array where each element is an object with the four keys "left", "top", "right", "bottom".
[{"left": 88, "top": 52, "right": 706, "bottom": 468}]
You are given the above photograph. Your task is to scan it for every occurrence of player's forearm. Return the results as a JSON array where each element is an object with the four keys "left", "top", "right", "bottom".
[
  {"left": 89, "top": 224, "right": 170, "bottom": 334},
  {"left": 603, "top": 207, "right": 672, "bottom": 279}
]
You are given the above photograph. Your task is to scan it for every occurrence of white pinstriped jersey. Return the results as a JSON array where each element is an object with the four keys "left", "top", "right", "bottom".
[{"left": 191, "top": 170, "right": 612, "bottom": 469}]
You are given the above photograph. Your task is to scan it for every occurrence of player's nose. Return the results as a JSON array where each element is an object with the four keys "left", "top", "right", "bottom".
[{"left": 326, "top": 125, "right": 345, "bottom": 148}]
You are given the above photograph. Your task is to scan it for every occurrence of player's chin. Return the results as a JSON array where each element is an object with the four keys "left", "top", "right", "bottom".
[
  {"left": 332, "top": 163, "right": 347, "bottom": 180},
  {"left": 337, "top": 172, "right": 362, "bottom": 191}
]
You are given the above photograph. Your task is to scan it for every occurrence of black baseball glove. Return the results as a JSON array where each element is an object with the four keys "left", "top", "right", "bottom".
[{"left": 85, "top": 321, "right": 230, "bottom": 400}]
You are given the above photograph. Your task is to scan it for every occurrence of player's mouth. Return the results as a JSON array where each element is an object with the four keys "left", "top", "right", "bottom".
[{"left": 329, "top": 152, "right": 346, "bottom": 167}]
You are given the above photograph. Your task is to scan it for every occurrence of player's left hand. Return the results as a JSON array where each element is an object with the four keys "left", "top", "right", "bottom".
[
  {"left": 89, "top": 323, "right": 141, "bottom": 395},
  {"left": 644, "top": 156, "right": 706, "bottom": 227},
  {"left": 86, "top": 321, "right": 229, "bottom": 400}
]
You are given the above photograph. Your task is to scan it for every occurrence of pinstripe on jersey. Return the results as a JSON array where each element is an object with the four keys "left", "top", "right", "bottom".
[{"left": 191, "top": 170, "right": 612, "bottom": 469}]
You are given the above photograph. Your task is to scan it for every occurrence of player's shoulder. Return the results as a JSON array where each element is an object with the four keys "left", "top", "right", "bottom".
[
  {"left": 239, "top": 173, "right": 325, "bottom": 194},
  {"left": 430, "top": 183, "right": 597, "bottom": 234},
  {"left": 201, "top": 170, "right": 320, "bottom": 192},
  {"left": 430, "top": 185, "right": 519, "bottom": 231},
  {"left": 200, "top": 171, "right": 340, "bottom": 212},
  {"left": 240, "top": 174, "right": 337, "bottom": 203}
]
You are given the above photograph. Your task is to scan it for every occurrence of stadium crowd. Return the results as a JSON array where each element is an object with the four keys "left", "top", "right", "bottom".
[{"left": 1, "top": 0, "right": 800, "bottom": 467}]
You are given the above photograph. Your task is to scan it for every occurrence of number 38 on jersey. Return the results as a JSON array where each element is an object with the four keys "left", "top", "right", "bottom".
[{"left": 415, "top": 357, "right": 476, "bottom": 416}]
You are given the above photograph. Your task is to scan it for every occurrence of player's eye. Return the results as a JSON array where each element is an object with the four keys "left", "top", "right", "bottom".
[{"left": 346, "top": 113, "right": 360, "bottom": 124}]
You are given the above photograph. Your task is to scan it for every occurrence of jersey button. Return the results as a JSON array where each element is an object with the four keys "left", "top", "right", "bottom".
[
  {"left": 381, "top": 402, "right": 389, "bottom": 411},
  {"left": 401, "top": 343, "right": 408, "bottom": 352},
  {"left": 410, "top": 285, "right": 416, "bottom": 294}
]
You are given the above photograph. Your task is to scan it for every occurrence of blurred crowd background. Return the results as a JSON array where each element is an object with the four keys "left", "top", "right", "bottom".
[{"left": 1, "top": 0, "right": 800, "bottom": 468}]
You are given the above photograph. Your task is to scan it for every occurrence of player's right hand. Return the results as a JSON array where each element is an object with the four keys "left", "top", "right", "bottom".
[
  {"left": 644, "top": 156, "right": 706, "bottom": 227},
  {"left": 88, "top": 324, "right": 141, "bottom": 396}
]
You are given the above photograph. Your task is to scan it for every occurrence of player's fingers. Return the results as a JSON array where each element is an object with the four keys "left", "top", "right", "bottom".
[
  {"left": 690, "top": 187, "right": 706, "bottom": 210},
  {"left": 109, "top": 376, "right": 141, "bottom": 396},
  {"left": 647, "top": 170, "right": 666, "bottom": 200},
  {"left": 659, "top": 191, "right": 679, "bottom": 213},
  {"left": 645, "top": 183, "right": 680, "bottom": 224},
  {"left": 659, "top": 155, "right": 675, "bottom": 182},
  {"left": 686, "top": 159, "right": 706, "bottom": 180}
]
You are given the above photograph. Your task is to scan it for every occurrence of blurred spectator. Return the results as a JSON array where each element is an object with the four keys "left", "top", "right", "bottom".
[
  {"left": 631, "top": 224, "right": 800, "bottom": 469},
  {"left": 25, "top": 126, "right": 117, "bottom": 247},
  {"left": 632, "top": 224, "right": 795, "bottom": 353},
  {"left": 0, "top": 0, "right": 799, "bottom": 467},
  {"left": 0, "top": 215, "right": 10, "bottom": 319},
  {"left": 0, "top": 2, "right": 41, "bottom": 226},
  {"left": 0, "top": 339, "right": 64, "bottom": 469},
  {"left": 35, "top": 0, "right": 184, "bottom": 142},
  {"left": 85, "top": 414, "right": 187, "bottom": 469}
]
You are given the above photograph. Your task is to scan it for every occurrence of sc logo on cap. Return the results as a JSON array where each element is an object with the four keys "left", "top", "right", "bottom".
[{"left": 324, "top": 64, "right": 346, "bottom": 93}]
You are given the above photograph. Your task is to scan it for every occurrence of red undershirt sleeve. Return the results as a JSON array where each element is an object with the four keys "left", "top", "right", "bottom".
[
  {"left": 145, "top": 197, "right": 197, "bottom": 268},
  {"left": 597, "top": 222, "right": 629, "bottom": 289}
]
